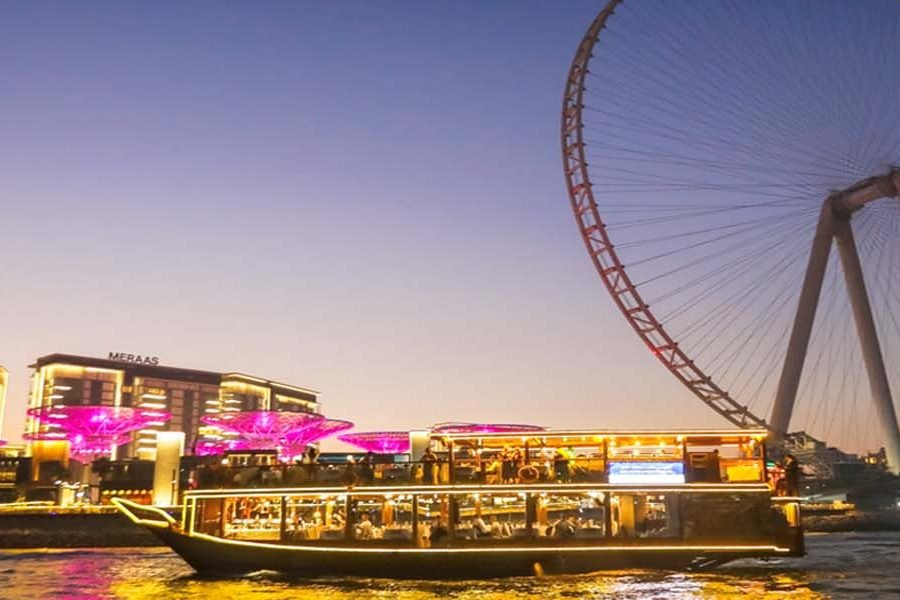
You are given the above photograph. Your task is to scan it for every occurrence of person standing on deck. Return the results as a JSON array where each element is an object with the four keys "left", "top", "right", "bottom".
[{"left": 421, "top": 447, "right": 438, "bottom": 484}]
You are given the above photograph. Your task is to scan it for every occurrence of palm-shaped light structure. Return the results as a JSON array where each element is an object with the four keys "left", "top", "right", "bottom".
[
  {"left": 338, "top": 431, "right": 411, "bottom": 454},
  {"left": 430, "top": 422, "right": 546, "bottom": 435},
  {"left": 201, "top": 411, "right": 326, "bottom": 457},
  {"left": 282, "top": 419, "right": 354, "bottom": 460},
  {"left": 25, "top": 406, "right": 171, "bottom": 463}
]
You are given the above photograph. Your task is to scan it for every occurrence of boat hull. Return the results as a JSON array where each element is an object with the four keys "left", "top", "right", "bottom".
[{"left": 147, "top": 526, "right": 786, "bottom": 578}]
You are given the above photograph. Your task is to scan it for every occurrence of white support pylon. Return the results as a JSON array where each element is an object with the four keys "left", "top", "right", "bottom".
[
  {"left": 833, "top": 218, "right": 900, "bottom": 474},
  {"left": 770, "top": 169, "right": 900, "bottom": 474}
]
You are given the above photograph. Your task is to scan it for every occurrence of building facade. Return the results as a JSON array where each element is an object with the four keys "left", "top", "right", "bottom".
[
  {"left": 0, "top": 365, "right": 7, "bottom": 441},
  {"left": 26, "top": 354, "right": 319, "bottom": 460}
]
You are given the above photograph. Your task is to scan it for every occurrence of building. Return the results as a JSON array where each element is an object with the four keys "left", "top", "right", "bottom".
[
  {"left": 0, "top": 365, "right": 7, "bottom": 441},
  {"left": 25, "top": 353, "right": 319, "bottom": 460}
]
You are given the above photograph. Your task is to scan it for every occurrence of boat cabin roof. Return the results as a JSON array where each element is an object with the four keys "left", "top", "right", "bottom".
[{"left": 432, "top": 428, "right": 768, "bottom": 449}]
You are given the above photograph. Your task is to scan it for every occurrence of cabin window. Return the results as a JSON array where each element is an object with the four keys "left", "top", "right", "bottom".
[
  {"left": 349, "top": 495, "right": 414, "bottom": 541},
  {"left": 283, "top": 494, "right": 346, "bottom": 541},
  {"left": 416, "top": 494, "right": 450, "bottom": 546},
  {"left": 537, "top": 492, "right": 606, "bottom": 538},
  {"left": 685, "top": 437, "right": 764, "bottom": 483},
  {"left": 455, "top": 493, "right": 529, "bottom": 540},
  {"left": 194, "top": 497, "right": 222, "bottom": 535},
  {"left": 607, "top": 437, "right": 684, "bottom": 484},
  {"left": 383, "top": 495, "right": 415, "bottom": 540},
  {"left": 610, "top": 493, "right": 680, "bottom": 538},
  {"left": 222, "top": 495, "right": 283, "bottom": 541},
  {"left": 681, "top": 492, "right": 770, "bottom": 539}
]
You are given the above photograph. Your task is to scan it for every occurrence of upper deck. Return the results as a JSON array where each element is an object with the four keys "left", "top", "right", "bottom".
[{"left": 189, "top": 428, "right": 773, "bottom": 491}]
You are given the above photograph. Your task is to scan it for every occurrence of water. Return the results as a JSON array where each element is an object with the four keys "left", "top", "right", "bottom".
[{"left": 0, "top": 532, "right": 898, "bottom": 599}]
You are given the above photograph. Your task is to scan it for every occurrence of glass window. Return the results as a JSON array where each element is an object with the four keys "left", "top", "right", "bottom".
[
  {"left": 222, "top": 496, "right": 283, "bottom": 541},
  {"left": 416, "top": 494, "right": 450, "bottom": 546},
  {"left": 455, "top": 493, "right": 528, "bottom": 540},
  {"left": 610, "top": 493, "right": 680, "bottom": 539},
  {"left": 681, "top": 492, "right": 769, "bottom": 539},
  {"left": 538, "top": 492, "right": 606, "bottom": 538},
  {"left": 283, "top": 495, "right": 346, "bottom": 541},
  {"left": 350, "top": 496, "right": 383, "bottom": 541},
  {"left": 686, "top": 437, "right": 764, "bottom": 483}
]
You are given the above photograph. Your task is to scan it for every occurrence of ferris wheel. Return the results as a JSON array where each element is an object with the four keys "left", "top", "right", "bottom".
[{"left": 562, "top": 0, "right": 900, "bottom": 471}]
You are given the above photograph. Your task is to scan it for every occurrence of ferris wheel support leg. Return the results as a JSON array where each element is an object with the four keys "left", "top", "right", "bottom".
[
  {"left": 833, "top": 218, "right": 900, "bottom": 475},
  {"left": 769, "top": 201, "right": 836, "bottom": 440}
]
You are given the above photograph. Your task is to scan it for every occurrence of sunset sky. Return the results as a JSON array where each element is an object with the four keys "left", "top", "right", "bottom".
[{"left": 0, "top": 1, "right": 730, "bottom": 445}]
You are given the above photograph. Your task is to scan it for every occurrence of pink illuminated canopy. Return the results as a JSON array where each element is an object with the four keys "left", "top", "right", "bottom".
[
  {"left": 282, "top": 419, "right": 354, "bottom": 456},
  {"left": 201, "top": 411, "right": 325, "bottom": 447},
  {"left": 338, "top": 431, "right": 410, "bottom": 454},
  {"left": 430, "top": 422, "right": 546, "bottom": 435},
  {"left": 25, "top": 405, "right": 171, "bottom": 462},
  {"left": 192, "top": 439, "right": 246, "bottom": 456}
]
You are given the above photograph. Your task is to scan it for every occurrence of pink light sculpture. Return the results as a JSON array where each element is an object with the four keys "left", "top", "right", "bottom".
[
  {"left": 282, "top": 419, "right": 354, "bottom": 459},
  {"left": 25, "top": 406, "right": 171, "bottom": 462},
  {"left": 192, "top": 439, "right": 246, "bottom": 456},
  {"left": 201, "top": 411, "right": 325, "bottom": 454},
  {"left": 338, "top": 431, "right": 410, "bottom": 454},
  {"left": 430, "top": 422, "right": 546, "bottom": 435}
]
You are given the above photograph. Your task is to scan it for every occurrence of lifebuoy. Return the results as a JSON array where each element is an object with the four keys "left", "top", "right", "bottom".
[{"left": 518, "top": 465, "right": 540, "bottom": 483}]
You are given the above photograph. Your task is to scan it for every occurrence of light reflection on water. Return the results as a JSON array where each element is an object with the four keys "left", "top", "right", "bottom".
[{"left": 1, "top": 532, "right": 897, "bottom": 599}]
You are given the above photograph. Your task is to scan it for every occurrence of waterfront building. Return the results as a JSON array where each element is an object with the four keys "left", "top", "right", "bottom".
[
  {"left": 0, "top": 365, "right": 8, "bottom": 441},
  {"left": 25, "top": 353, "right": 319, "bottom": 461}
]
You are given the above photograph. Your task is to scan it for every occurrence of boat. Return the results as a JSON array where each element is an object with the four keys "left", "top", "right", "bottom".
[{"left": 113, "top": 428, "right": 804, "bottom": 578}]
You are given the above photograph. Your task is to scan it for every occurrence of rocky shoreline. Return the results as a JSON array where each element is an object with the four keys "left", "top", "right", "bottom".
[
  {"left": 0, "top": 513, "right": 161, "bottom": 548},
  {"left": 803, "top": 510, "right": 900, "bottom": 533}
]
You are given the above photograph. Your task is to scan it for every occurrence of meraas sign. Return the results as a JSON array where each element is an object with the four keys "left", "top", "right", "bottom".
[{"left": 108, "top": 352, "right": 160, "bottom": 366}]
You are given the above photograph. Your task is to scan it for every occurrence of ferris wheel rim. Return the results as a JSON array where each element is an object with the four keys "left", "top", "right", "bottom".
[{"left": 560, "top": 0, "right": 770, "bottom": 431}]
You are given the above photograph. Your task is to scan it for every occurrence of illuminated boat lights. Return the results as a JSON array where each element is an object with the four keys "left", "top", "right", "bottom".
[
  {"left": 198, "top": 531, "right": 790, "bottom": 555},
  {"left": 338, "top": 431, "right": 411, "bottom": 454},
  {"left": 111, "top": 498, "right": 791, "bottom": 557},
  {"left": 431, "top": 422, "right": 546, "bottom": 435},
  {"left": 435, "top": 427, "right": 769, "bottom": 441},
  {"left": 184, "top": 482, "right": 773, "bottom": 499}
]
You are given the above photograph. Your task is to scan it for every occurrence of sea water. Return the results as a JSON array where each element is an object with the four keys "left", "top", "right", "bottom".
[{"left": 0, "top": 531, "right": 898, "bottom": 599}]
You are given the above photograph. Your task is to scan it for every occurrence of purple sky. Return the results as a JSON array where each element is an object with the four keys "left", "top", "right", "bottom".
[{"left": 0, "top": 1, "right": 729, "bottom": 444}]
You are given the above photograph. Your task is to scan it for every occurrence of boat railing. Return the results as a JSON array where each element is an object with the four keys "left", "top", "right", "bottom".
[{"left": 191, "top": 458, "right": 615, "bottom": 489}]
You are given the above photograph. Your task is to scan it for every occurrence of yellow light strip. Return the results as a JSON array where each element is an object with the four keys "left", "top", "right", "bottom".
[
  {"left": 186, "top": 482, "right": 771, "bottom": 500},
  {"left": 221, "top": 373, "right": 320, "bottom": 395},
  {"left": 111, "top": 497, "right": 177, "bottom": 528},
  {"left": 222, "top": 373, "right": 268, "bottom": 384},
  {"left": 187, "top": 531, "right": 790, "bottom": 555},
  {"left": 189, "top": 498, "right": 197, "bottom": 535},
  {"left": 438, "top": 428, "right": 769, "bottom": 440},
  {"left": 86, "top": 366, "right": 124, "bottom": 374},
  {"left": 139, "top": 402, "right": 167, "bottom": 409}
]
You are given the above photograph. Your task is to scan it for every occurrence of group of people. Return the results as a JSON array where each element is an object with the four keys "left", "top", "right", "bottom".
[
  {"left": 471, "top": 447, "right": 579, "bottom": 484},
  {"left": 497, "top": 447, "right": 525, "bottom": 483},
  {"left": 472, "top": 514, "right": 514, "bottom": 538},
  {"left": 772, "top": 453, "right": 800, "bottom": 496}
]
